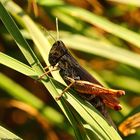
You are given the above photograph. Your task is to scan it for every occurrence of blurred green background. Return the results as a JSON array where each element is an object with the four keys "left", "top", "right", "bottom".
[{"left": 0, "top": 0, "right": 140, "bottom": 140}]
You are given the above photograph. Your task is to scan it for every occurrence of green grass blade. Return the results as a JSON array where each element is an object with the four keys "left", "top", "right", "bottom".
[
  {"left": 0, "top": 52, "right": 36, "bottom": 77},
  {"left": 0, "top": 126, "right": 22, "bottom": 140},
  {"left": 64, "top": 90, "right": 122, "bottom": 140},
  {"left": 0, "top": 73, "right": 63, "bottom": 124},
  {"left": 57, "top": 6, "right": 140, "bottom": 48},
  {"left": 39, "top": 0, "right": 140, "bottom": 49},
  {"left": 101, "top": 70, "right": 140, "bottom": 95},
  {"left": 62, "top": 35, "right": 140, "bottom": 69},
  {"left": 108, "top": 0, "right": 140, "bottom": 7}
]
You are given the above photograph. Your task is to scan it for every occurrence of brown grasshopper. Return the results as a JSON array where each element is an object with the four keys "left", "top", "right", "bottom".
[
  {"left": 44, "top": 39, "right": 125, "bottom": 128},
  {"left": 40, "top": 19, "right": 125, "bottom": 127}
]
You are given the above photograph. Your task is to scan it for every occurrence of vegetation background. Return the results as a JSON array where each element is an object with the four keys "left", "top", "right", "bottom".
[{"left": 0, "top": 0, "right": 140, "bottom": 140}]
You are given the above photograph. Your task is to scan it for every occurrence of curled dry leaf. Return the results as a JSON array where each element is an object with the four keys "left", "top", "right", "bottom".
[{"left": 119, "top": 112, "right": 140, "bottom": 136}]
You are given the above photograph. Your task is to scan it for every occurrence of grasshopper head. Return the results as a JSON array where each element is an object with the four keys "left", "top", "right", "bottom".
[{"left": 48, "top": 40, "right": 67, "bottom": 66}]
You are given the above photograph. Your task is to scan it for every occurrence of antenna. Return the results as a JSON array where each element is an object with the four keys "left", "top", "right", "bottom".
[{"left": 56, "top": 17, "right": 59, "bottom": 41}]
